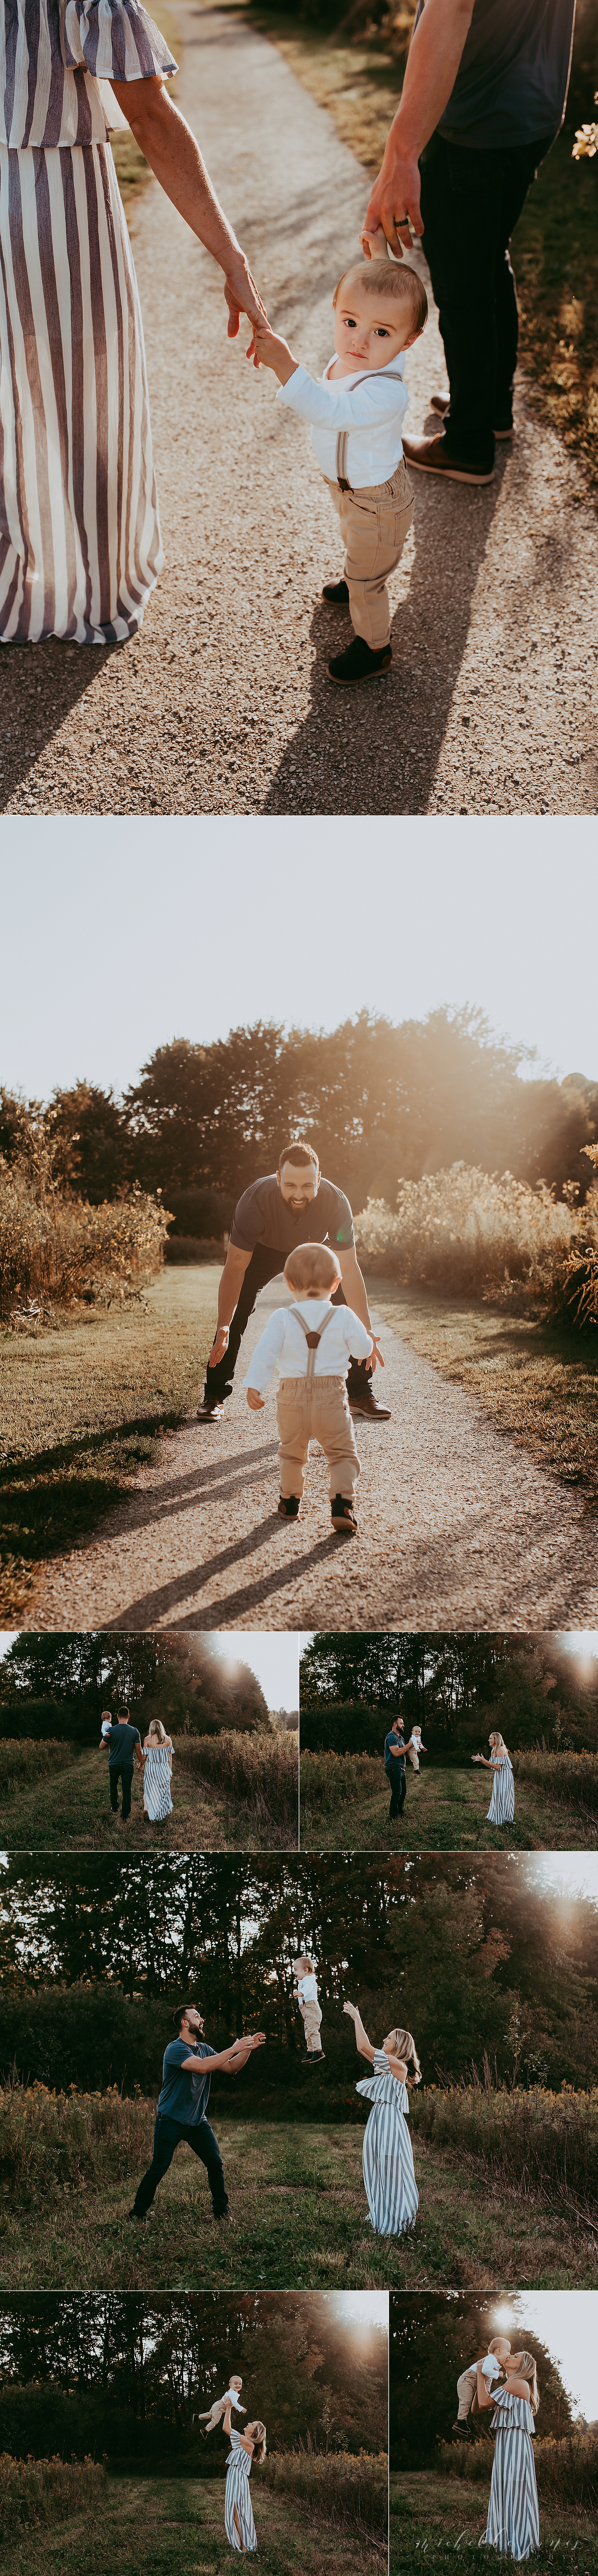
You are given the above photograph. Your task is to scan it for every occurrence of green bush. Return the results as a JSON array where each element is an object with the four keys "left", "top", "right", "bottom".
[
  {"left": 411, "top": 2081, "right": 598, "bottom": 2206},
  {"left": 300, "top": 1703, "right": 387, "bottom": 1756},
  {"left": 0, "top": 2451, "right": 107, "bottom": 2537},
  {"left": 0, "top": 1740, "right": 75, "bottom": 1795},
  {"left": 0, "top": 1701, "right": 98, "bottom": 1746}
]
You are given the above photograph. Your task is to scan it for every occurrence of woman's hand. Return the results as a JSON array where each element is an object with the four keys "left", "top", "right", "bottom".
[
  {"left": 246, "top": 1388, "right": 265, "bottom": 1410},
  {"left": 343, "top": 2000, "right": 358, "bottom": 2021},
  {"left": 223, "top": 258, "right": 268, "bottom": 360}
]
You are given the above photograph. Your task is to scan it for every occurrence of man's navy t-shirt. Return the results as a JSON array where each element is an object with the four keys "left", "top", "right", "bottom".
[
  {"left": 414, "top": 0, "right": 576, "bottom": 149},
  {"left": 385, "top": 1729, "right": 406, "bottom": 1775},
  {"left": 107, "top": 1722, "right": 141, "bottom": 1768},
  {"left": 157, "top": 2038, "right": 214, "bottom": 2127},
  {"left": 230, "top": 1175, "right": 355, "bottom": 1258}
]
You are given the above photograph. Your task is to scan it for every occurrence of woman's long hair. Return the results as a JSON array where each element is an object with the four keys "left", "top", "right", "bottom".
[
  {"left": 489, "top": 1731, "right": 510, "bottom": 1758},
  {"left": 145, "top": 1718, "right": 169, "bottom": 1746},
  {"left": 388, "top": 2028, "right": 422, "bottom": 2084},
  {"left": 510, "top": 2353, "right": 539, "bottom": 2415},
  {"left": 249, "top": 2421, "right": 266, "bottom": 2462}
]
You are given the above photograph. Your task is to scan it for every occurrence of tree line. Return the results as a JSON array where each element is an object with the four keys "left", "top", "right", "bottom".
[
  {"left": 2, "top": 1006, "right": 596, "bottom": 1222},
  {"left": 0, "top": 1632, "right": 269, "bottom": 1743},
  {"left": 3, "top": 1854, "right": 597, "bottom": 2102},
  {"left": 389, "top": 2295, "right": 573, "bottom": 2466},
  {"left": 299, "top": 1634, "right": 598, "bottom": 1758},
  {"left": 0, "top": 2292, "right": 386, "bottom": 2468}
]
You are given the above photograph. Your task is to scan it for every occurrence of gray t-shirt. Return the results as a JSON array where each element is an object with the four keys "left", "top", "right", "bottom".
[
  {"left": 414, "top": 0, "right": 576, "bottom": 149},
  {"left": 157, "top": 2038, "right": 214, "bottom": 2126},
  {"left": 106, "top": 1722, "right": 141, "bottom": 1768},
  {"left": 230, "top": 1174, "right": 355, "bottom": 1257}
]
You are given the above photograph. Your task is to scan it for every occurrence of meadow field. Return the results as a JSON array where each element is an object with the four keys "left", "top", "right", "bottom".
[
  {"left": 0, "top": 1727, "right": 298, "bottom": 1852},
  {"left": 299, "top": 1747, "right": 598, "bottom": 1853},
  {"left": 2, "top": 2458, "right": 386, "bottom": 2576},
  {"left": 2, "top": 2092, "right": 597, "bottom": 2294},
  {"left": 369, "top": 1280, "right": 598, "bottom": 1510},
  {"left": 389, "top": 2470, "right": 598, "bottom": 2573}
]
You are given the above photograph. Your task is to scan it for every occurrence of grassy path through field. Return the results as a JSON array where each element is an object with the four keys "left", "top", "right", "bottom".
[
  {"left": 389, "top": 2473, "right": 593, "bottom": 2573},
  {"left": 29, "top": 1272, "right": 598, "bottom": 1631},
  {"left": 0, "top": 1743, "right": 283, "bottom": 1853},
  {"left": 4, "top": 2472, "right": 379, "bottom": 2576},
  {"left": 300, "top": 1758, "right": 598, "bottom": 1852},
  {"left": 4, "top": 2118, "right": 595, "bottom": 2294}
]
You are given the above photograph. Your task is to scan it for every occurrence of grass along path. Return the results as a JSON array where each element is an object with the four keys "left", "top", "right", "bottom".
[
  {"left": 3, "top": 2471, "right": 382, "bottom": 2576},
  {"left": 299, "top": 1751, "right": 598, "bottom": 1852},
  {"left": 371, "top": 1282, "right": 598, "bottom": 1509},
  {"left": 0, "top": 1730, "right": 298, "bottom": 1852},
  {"left": 3, "top": 2114, "right": 596, "bottom": 2294},
  {"left": 0, "top": 1265, "right": 217, "bottom": 1625},
  {"left": 389, "top": 2472, "right": 598, "bottom": 2574}
]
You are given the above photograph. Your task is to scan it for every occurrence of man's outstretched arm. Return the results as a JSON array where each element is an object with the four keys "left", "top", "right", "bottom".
[
  {"left": 110, "top": 77, "right": 266, "bottom": 344},
  {"left": 363, "top": 0, "right": 475, "bottom": 255}
]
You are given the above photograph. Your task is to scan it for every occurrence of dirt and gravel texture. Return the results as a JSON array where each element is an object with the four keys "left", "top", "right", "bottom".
[
  {"left": 1, "top": 1, "right": 597, "bottom": 822},
  {"left": 31, "top": 1274, "right": 598, "bottom": 1633}
]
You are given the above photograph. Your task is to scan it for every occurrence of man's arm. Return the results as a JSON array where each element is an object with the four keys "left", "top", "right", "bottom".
[
  {"left": 109, "top": 78, "right": 266, "bottom": 343},
  {"left": 362, "top": 0, "right": 475, "bottom": 254},
  {"left": 179, "top": 2035, "right": 266, "bottom": 2075},
  {"left": 207, "top": 1242, "right": 253, "bottom": 1369},
  {"left": 336, "top": 1247, "right": 384, "bottom": 1373}
]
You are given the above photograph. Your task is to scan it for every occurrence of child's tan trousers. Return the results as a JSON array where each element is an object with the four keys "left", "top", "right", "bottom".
[
  {"left": 299, "top": 1996, "right": 323, "bottom": 2053},
  {"left": 324, "top": 456, "right": 414, "bottom": 647},
  {"left": 276, "top": 1373, "right": 360, "bottom": 1499}
]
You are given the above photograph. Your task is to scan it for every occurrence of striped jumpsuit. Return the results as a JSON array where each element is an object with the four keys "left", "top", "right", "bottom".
[
  {"left": 487, "top": 1754, "right": 515, "bottom": 1826},
  {"left": 480, "top": 2389, "right": 539, "bottom": 2560},
  {"left": 356, "top": 2048, "right": 419, "bottom": 2235},
  {"left": 0, "top": 0, "right": 176, "bottom": 642},
  {"left": 225, "top": 2430, "right": 257, "bottom": 2554}
]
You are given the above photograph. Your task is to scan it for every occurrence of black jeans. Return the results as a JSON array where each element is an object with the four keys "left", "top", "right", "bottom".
[
  {"left": 387, "top": 1766, "right": 407, "bottom": 1821},
  {"left": 133, "top": 2112, "right": 229, "bottom": 2217},
  {"left": 109, "top": 1760, "right": 135, "bottom": 1819},
  {"left": 203, "top": 1243, "right": 373, "bottom": 1404},
  {"left": 419, "top": 131, "right": 554, "bottom": 469}
]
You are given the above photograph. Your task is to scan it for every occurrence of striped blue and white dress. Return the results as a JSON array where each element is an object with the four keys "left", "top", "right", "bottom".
[
  {"left": 143, "top": 1740, "right": 172, "bottom": 1820},
  {"left": 356, "top": 2048, "right": 419, "bottom": 2235},
  {"left": 225, "top": 2431, "right": 257, "bottom": 2554},
  {"left": 0, "top": 0, "right": 177, "bottom": 642},
  {"left": 487, "top": 1755, "right": 515, "bottom": 1827},
  {"left": 480, "top": 2389, "right": 539, "bottom": 2560}
]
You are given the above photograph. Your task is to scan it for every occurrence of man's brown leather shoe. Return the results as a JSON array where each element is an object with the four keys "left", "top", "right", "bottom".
[{"left": 401, "top": 431, "right": 494, "bottom": 485}]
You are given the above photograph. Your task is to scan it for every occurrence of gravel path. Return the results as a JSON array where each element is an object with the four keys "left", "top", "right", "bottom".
[
  {"left": 1, "top": 2, "right": 596, "bottom": 820},
  {"left": 32, "top": 1276, "right": 598, "bottom": 1632}
]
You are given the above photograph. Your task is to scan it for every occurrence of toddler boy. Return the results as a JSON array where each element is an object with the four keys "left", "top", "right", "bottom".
[
  {"left": 195, "top": 2373, "right": 246, "bottom": 2433},
  {"left": 252, "top": 254, "right": 427, "bottom": 687},
  {"left": 292, "top": 1954, "right": 324, "bottom": 2063},
  {"left": 243, "top": 1241, "right": 375, "bottom": 1536},
  {"left": 454, "top": 2337, "right": 510, "bottom": 2436}
]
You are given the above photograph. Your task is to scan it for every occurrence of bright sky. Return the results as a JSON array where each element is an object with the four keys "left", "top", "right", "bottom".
[
  {"left": 527, "top": 1853, "right": 598, "bottom": 1907},
  {"left": 0, "top": 1630, "right": 299, "bottom": 1711},
  {"left": 335, "top": 2293, "right": 388, "bottom": 2334},
  {"left": 1, "top": 827, "right": 597, "bottom": 1098},
  {"left": 491, "top": 2294, "right": 598, "bottom": 2421}
]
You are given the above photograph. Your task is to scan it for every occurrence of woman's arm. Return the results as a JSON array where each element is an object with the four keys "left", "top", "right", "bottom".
[
  {"left": 385, "top": 2055, "right": 408, "bottom": 2081},
  {"left": 109, "top": 77, "right": 266, "bottom": 343},
  {"left": 343, "top": 2001, "right": 374, "bottom": 2063},
  {"left": 221, "top": 2400, "right": 233, "bottom": 2435}
]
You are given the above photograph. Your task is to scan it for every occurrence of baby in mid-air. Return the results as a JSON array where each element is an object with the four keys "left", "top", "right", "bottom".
[
  {"left": 194, "top": 2373, "right": 246, "bottom": 2435},
  {"left": 292, "top": 1953, "right": 324, "bottom": 2063},
  {"left": 251, "top": 240, "right": 427, "bottom": 691}
]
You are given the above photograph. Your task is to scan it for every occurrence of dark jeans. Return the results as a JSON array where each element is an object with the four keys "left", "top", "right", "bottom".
[
  {"left": 133, "top": 2112, "right": 229, "bottom": 2217},
  {"left": 109, "top": 1760, "right": 134, "bottom": 1819},
  {"left": 203, "top": 1243, "right": 373, "bottom": 1404},
  {"left": 387, "top": 1766, "right": 407, "bottom": 1821},
  {"left": 419, "top": 130, "right": 555, "bottom": 469}
]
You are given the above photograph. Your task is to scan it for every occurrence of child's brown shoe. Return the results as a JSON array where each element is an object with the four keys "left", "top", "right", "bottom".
[
  {"left": 330, "top": 1495, "right": 359, "bottom": 1535},
  {"left": 322, "top": 578, "right": 350, "bottom": 606},
  {"left": 278, "top": 1494, "right": 302, "bottom": 1520}
]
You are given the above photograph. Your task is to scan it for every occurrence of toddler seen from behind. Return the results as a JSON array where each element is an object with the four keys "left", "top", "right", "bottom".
[{"left": 243, "top": 1241, "right": 375, "bottom": 1537}]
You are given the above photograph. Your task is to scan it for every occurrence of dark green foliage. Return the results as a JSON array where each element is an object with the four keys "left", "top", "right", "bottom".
[
  {"left": 0, "top": 1632, "right": 269, "bottom": 1741},
  {"left": 2, "top": 1854, "right": 598, "bottom": 2104},
  {"left": 300, "top": 1634, "right": 598, "bottom": 1760},
  {"left": 389, "top": 2295, "right": 573, "bottom": 2468},
  {"left": 0, "top": 2292, "right": 387, "bottom": 2467}
]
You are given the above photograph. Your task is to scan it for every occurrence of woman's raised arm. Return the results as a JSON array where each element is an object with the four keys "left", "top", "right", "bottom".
[{"left": 343, "top": 2001, "right": 375, "bottom": 2062}]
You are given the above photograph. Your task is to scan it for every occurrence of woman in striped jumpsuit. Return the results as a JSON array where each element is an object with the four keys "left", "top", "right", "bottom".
[
  {"left": 472, "top": 1731, "right": 515, "bottom": 1827},
  {"left": 140, "top": 1718, "right": 173, "bottom": 1823},
  {"left": 476, "top": 2351, "right": 540, "bottom": 2559},
  {"left": 0, "top": 0, "right": 264, "bottom": 642},
  {"left": 222, "top": 2410, "right": 266, "bottom": 2555},
  {"left": 343, "top": 2000, "right": 420, "bottom": 2235}
]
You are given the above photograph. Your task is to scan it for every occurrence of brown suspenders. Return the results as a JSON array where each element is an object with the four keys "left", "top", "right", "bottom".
[
  {"left": 335, "top": 368, "right": 405, "bottom": 492},
  {"left": 288, "top": 1304, "right": 338, "bottom": 1379}
]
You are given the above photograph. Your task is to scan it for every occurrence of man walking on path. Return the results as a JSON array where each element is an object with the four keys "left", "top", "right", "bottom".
[
  {"left": 100, "top": 1710, "right": 142, "bottom": 1823},
  {"left": 130, "top": 2003, "right": 266, "bottom": 2223},
  {"left": 363, "top": 0, "right": 576, "bottom": 486},
  {"left": 198, "top": 1139, "right": 390, "bottom": 1422}
]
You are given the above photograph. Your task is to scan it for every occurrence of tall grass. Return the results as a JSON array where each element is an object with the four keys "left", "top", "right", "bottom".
[
  {"left": 411, "top": 2079, "right": 598, "bottom": 2209},
  {"left": 176, "top": 1727, "right": 298, "bottom": 1834},
  {"left": 512, "top": 1747, "right": 598, "bottom": 1815},
  {"left": 300, "top": 1750, "right": 379, "bottom": 1814},
  {"left": 0, "top": 1738, "right": 75, "bottom": 1795},
  {"left": 0, "top": 2078, "right": 153, "bottom": 2194},
  {"left": 0, "top": 1154, "right": 168, "bottom": 1323},
  {"left": 436, "top": 2432, "right": 598, "bottom": 2510},
  {"left": 1, "top": 2453, "right": 107, "bottom": 2536},
  {"left": 260, "top": 2449, "right": 388, "bottom": 2542},
  {"left": 355, "top": 1167, "right": 598, "bottom": 1307}
]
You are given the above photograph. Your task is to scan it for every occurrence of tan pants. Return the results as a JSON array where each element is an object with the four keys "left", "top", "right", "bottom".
[
  {"left": 299, "top": 1996, "right": 323, "bottom": 2053},
  {"left": 324, "top": 457, "right": 414, "bottom": 647},
  {"left": 276, "top": 1373, "right": 360, "bottom": 1499}
]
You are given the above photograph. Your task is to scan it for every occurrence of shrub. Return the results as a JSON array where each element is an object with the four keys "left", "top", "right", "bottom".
[
  {"left": 512, "top": 1747, "right": 598, "bottom": 1816},
  {"left": 0, "top": 1739, "right": 75, "bottom": 1796},
  {"left": 0, "top": 2078, "right": 155, "bottom": 2194},
  {"left": 411, "top": 2080, "right": 598, "bottom": 2206},
  {"left": 176, "top": 1727, "right": 298, "bottom": 1832},
  {"left": 0, "top": 1150, "right": 169, "bottom": 1322},
  {"left": 355, "top": 1166, "right": 598, "bottom": 1308},
  {"left": 300, "top": 1749, "right": 382, "bottom": 1811},
  {"left": 259, "top": 2447, "right": 388, "bottom": 2540},
  {"left": 0, "top": 2451, "right": 107, "bottom": 2536},
  {"left": 435, "top": 2431, "right": 598, "bottom": 2511}
]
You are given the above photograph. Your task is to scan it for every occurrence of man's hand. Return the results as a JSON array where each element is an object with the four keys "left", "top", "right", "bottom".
[
  {"left": 223, "top": 260, "right": 268, "bottom": 362},
  {"left": 370, "top": 1334, "right": 385, "bottom": 1375},
  {"left": 253, "top": 324, "right": 299, "bottom": 385},
  {"left": 209, "top": 1323, "right": 229, "bottom": 1367},
  {"left": 363, "top": 158, "right": 422, "bottom": 259},
  {"left": 246, "top": 1387, "right": 265, "bottom": 1410}
]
